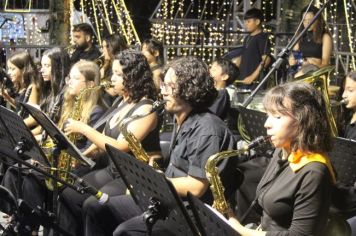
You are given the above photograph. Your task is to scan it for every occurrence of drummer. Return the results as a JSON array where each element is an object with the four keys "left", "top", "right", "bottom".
[{"left": 209, "top": 58, "right": 239, "bottom": 122}]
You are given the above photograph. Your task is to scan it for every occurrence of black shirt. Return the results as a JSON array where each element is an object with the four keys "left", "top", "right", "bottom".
[
  {"left": 165, "top": 111, "right": 237, "bottom": 204},
  {"left": 300, "top": 31, "right": 323, "bottom": 59},
  {"left": 70, "top": 46, "right": 101, "bottom": 64},
  {"left": 344, "top": 121, "right": 356, "bottom": 141},
  {"left": 209, "top": 88, "right": 230, "bottom": 121},
  {"left": 256, "top": 150, "right": 332, "bottom": 236},
  {"left": 239, "top": 32, "right": 271, "bottom": 89}
]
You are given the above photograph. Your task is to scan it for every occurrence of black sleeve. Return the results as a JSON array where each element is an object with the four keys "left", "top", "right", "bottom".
[
  {"left": 257, "top": 34, "right": 271, "bottom": 57},
  {"left": 187, "top": 135, "right": 224, "bottom": 179},
  {"left": 208, "top": 90, "right": 230, "bottom": 120},
  {"left": 88, "top": 106, "right": 106, "bottom": 127},
  {"left": 265, "top": 169, "right": 331, "bottom": 236}
]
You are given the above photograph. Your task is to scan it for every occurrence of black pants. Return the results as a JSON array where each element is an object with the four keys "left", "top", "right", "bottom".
[
  {"left": 59, "top": 166, "right": 127, "bottom": 236},
  {"left": 85, "top": 194, "right": 175, "bottom": 236}
]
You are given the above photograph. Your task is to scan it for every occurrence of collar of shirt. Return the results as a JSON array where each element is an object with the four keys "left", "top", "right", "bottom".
[{"left": 288, "top": 149, "right": 336, "bottom": 184}]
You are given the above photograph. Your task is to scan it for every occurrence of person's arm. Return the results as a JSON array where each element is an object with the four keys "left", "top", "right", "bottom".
[
  {"left": 0, "top": 88, "right": 16, "bottom": 108},
  {"left": 168, "top": 175, "right": 209, "bottom": 197},
  {"left": 320, "top": 33, "right": 332, "bottom": 68},
  {"left": 28, "top": 84, "right": 40, "bottom": 105},
  {"left": 64, "top": 104, "right": 157, "bottom": 153},
  {"left": 229, "top": 167, "right": 331, "bottom": 236},
  {"left": 232, "top": 56, "right": 241, "bottom": 68},
  {"left": 242, "top": 55, "right": 270, "bottom": 84}
]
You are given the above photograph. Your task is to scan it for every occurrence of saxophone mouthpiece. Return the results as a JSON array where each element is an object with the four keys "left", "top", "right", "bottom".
[
  {"left": 247, "top": 136, "right": 270, "bottom": 150},
  {"left": 151, "top": 100, "right": 167, "bottom": 113}
]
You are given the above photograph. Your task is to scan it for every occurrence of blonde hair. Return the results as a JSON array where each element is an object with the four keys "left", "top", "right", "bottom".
[{"left": 58, "top": 60, "right": 101, "bottom": 128}]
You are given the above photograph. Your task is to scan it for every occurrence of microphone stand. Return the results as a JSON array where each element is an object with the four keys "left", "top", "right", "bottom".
[{"left": 242, "top": 0, "right": 331, "bottom": 107}]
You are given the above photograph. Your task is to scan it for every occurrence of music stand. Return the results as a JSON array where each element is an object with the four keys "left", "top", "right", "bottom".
[
  {"left": 0, "top": 106, "right": 75, "bottom": 236},
  {"left": 187, "top": 193, "right": 240, "bottom": 236},
  {"left": 328, "top": 137, "right": 356, "bottom": 186},
  {"left": 20, "top": 103, "right": 94, "bottom": 167},
  {"left": 237, "top": 106, "right": 267, "bottom": 140},
  {"left": 105, "top": 144, "right": 199, "bottom": 236}
]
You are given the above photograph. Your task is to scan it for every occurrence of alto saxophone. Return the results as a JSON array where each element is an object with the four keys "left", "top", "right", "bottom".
[
  {"left": 119, "top": 100, "right": 166, "bottom": 170},
  {"left": 45, "top": 82, "right": 111, "bottom": 190},
  {"left": 205, "top": 136, "right": 270, "bottom": 215}
]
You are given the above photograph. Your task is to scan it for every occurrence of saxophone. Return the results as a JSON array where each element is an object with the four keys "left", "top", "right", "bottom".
[
  {"left": 45, "top": 82, "right": 112, "bottom": 190},
  {"left": 205, "top": 136, "right": 270, "bottom": 215},
  {"left": 119, "top": 100, "right": 166, "bottom": 170}
]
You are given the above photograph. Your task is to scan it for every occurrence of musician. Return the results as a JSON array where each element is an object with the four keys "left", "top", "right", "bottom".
[
  {"left": 83, "top": 56, "right": 237, "bottom": 236},
  {"left": 334, "top": 71, "right": 356, "bottom": 234},
  {"left": 28, "top": 47, "right": 69, "bottom": 137},
  {"left": 341, "top": 71, "right": 356, "bottom": 140},
  {"left": 70, "top": 23, "right": 101, "bottom": 64},
  {"left": 2, "top": 50, "right": 41, "bottom": 118},
  {"left": 100, "top": 34, "right": 128, "bottom": 80},
  {"left": 290, "top": 5, "right": 332, "bottom": 70},
  {"left": 228, "top": 82, "right": 335, "bottom": 235},
  {"left": 1, "top": 48, "right": 69, "bottom": 188},
  {"left": 233, "top": 8, "right": 271, "bottom": 90},
  {"left": 209, "top": 58, "right": 239, "bottom": 121},
  {"left": 59, "top": 49, "right": 160, "bottom": 235},
  {"left": 1, "top": 61, "right": 106, "bottom": 235},
  {"left": 100, "top": 34, "right": 129, "bottom": 108},
  {"left": 141, "top": 38, "right": 164, "bottom": 90}
]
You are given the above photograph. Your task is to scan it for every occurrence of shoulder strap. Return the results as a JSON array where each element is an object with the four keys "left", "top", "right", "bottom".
[{"left": 125, "top": 99, "right": 154, "bottom": 118}]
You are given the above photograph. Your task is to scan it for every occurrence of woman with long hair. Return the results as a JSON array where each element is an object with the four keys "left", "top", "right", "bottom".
[
  {"left": 290, "top": 5, "right": 332, "bottom": 70},
  {"left": 228, "top": 82, "right": 335, "bottom": 235},
  {"left": 59, "top": 49, "right": 161, "bottom": 235},
  {"left": 3, "top": 50, "right": 41, "bottom": 118},
  {"left": 27, "top": 47, "right": 70, "bottom": 135},
  {"left": 141, "top": 38, "right": 164, "bottom": 91},
  {"left": 99, "top": 34, "right": 129, "bottom": 108}
]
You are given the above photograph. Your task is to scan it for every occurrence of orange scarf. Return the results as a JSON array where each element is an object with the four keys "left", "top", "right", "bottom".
[{"left": 288, "top": 150, "right": 336, "bottom": 184}]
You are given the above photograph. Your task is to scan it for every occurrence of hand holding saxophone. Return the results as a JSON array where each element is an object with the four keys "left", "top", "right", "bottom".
[{"left": 63, "top": 118, "right": 87, "bottom": 136}]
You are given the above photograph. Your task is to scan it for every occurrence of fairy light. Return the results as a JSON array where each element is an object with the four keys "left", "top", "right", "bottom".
[{"left": 343, "top": 0, "right": 356, "bottom": 70}]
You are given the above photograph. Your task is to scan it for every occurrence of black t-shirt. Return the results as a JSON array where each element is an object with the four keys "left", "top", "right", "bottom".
[
  {"left": 299, "top": 31, "right": 323, "bottom": 59},
  {"left": 256, "top": 150, "right": 332, "bottom": 236},
  {"left": 344, "top": 121, "right": 356, "bottom": 141},
  {"left": 239, "top": 32, "right": 271, "bottom": 89},
  {"left": 70, "top": 46, "right": 101, "bottom": 64},
  {"left": 208, "top": 88, "right": 230, "bottom": 121},
  {"left": 165, "top": 111, "right": 237, "bottom": 204}
]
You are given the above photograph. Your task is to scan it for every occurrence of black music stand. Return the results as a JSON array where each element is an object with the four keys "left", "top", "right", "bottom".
[
  {"left": 328, "top": 137, "right": 356, "bottom": 187},
  {"left": 105, "top": 144, "right": 199, "bottom": 236},
  {"left": 0, "top": 106, "right": 74, "bottom": 236},
  {"left": 0, "top": 105, "right": 50, "bottom": 200},
  {"left": 187, "top": 193, "right": 240, "bottom": 236},
  {"left": 20, "top": 102, "right": 95, "bottom": 236},
  {"left": 20, "top": 103, "right": 94, "bottom": 167},
  {"left": 237, "top": 105, "right": 267, "bottom": 140},
  {"left": 237, "top": 105, "right": 272, "bottom": 155}
]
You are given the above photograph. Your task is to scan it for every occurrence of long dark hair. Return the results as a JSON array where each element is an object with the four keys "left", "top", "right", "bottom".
[
  {"left": 40, "top": 47, "right": 70, "bottom": 112},
  {"left": 298, "top": 5, "right": 329, "bottom": 44},
  {"left": 263, "top": 82, "right": 332, "bottom": 153},
  {"left": 7, "top": 50, "right": 40, "bottom": 91},
  {"left": 114, "top": 49, "right": 157, "bottom": 103}
]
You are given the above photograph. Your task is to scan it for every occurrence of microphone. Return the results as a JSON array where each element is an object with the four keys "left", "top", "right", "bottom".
[{"left": 76, "top": 177, "right": 109, "bottom": 205}]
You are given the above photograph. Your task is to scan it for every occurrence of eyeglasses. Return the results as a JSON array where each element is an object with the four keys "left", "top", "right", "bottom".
[{"left": 160, "top": 82, "right": 176, "bottom": 94}]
